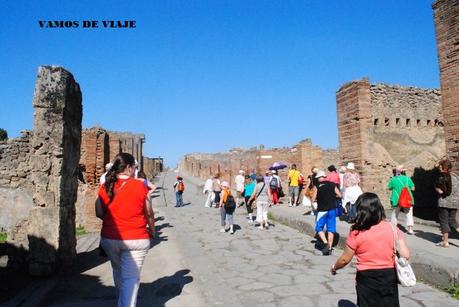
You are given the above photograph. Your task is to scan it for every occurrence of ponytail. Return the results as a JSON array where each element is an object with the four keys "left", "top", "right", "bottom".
[{"left": 104, "top": 153, "right": 135, "bottom": 202}]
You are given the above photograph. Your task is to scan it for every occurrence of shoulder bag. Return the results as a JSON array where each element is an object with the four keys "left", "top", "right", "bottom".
[
  {"left": 251, "top": 183, "right": 266, "bottom": 209},
  {"left": 390, "top": 223, "right": 416, "bottom": 287}
]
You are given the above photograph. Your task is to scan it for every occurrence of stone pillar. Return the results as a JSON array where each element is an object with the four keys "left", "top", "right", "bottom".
[
  {"left": 28, "top": 66, "right": 82, "bottom": 275},
  {"left": 433, "top": 0, "right": 459, "bottom": 171}
]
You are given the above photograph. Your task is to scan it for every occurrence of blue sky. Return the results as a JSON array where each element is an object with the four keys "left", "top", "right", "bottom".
[{"left": 1, "top": 1, "right": 440, "bottom": 166}]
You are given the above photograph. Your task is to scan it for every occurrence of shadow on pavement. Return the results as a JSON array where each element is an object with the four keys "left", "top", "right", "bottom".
[
  {"left": 139, "top": 269, "right": 194, "bottom": 307},
  {"left": 338, "top": 299, "right": 356, "bottom": 307}
]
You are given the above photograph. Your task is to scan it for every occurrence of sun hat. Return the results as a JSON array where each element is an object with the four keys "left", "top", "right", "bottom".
[
  {"left": 346, "top": 162, "right": 355, "bottom": 170},
  {"left": 315, "top": 170, "right": 327, "bottom": 178},
  {"left": 221, "top": 181, "right": 230, "bottom": 188},
  {"left": 339, "top": 166, "right": 347, "bottom": 173}
]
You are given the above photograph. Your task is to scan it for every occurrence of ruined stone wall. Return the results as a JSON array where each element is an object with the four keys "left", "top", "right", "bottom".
[
  {"left": 110, "top": 131, "right": 145, "bottom": 167},
  {"left": 337, "top": 79, "right": 444, "bottom": 208},
  {"left": 1, "top": 66, "right": 82, "bottom": 275},
  {"left": 434, "top": 0, "right": 459, "bottom": 172},
  {"left": 179, "top": 140, "right": 339, "bottom": 189},
  {"left": 143, "top": 157, "right": 164, "bottom": 180},
  {"left": 0, "top": 131, "right": 34, "bottom": 231}
]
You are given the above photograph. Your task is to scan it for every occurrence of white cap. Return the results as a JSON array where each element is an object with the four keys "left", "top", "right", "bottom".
[
  {"left": 346, "top": 162, "right": 355, "bottom": 170},
  {"left": 239, "top": 170, "right": 244, "bottom": 174},
  {"left": 316, "top": 170, "right": 327, "bottom": 178},
  {"left": 271, "top": 170, "right": 277, "bottom": 174}
]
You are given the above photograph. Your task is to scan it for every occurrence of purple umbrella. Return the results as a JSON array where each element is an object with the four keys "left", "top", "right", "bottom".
[{"left": 269, "top": 162, "right": 287, "bottom": 171}]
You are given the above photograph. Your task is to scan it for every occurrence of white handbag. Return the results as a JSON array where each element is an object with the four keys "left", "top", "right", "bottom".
[{"left": 390, "top": 223, "right": 416, "bottom": 287}]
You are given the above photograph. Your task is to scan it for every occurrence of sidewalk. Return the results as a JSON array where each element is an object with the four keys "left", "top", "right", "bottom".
[{"left": 181, "top": 172, "right": 459, "bottom": 288}]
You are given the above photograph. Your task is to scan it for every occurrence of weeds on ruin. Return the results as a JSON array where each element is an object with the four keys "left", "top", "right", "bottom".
[
  {"left": 0, "top": 232, "right": 6, "bottom": 244},
  {"left": 76, "top": 225, "right": 86, "bottom": 236}
]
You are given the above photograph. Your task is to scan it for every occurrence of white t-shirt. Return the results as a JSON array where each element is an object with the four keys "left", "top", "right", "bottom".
[
  {"left": 203, "top": 178, "right": 213, "bottom": 193},
  {"left": 235, "top": 174, "right": 245, "bottom": 192}
]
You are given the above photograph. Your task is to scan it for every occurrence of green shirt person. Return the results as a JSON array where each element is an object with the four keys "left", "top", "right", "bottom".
[
  {"left": 387, "top": 174, "right": 415, "bottom": 208},
  {"left": 388, "top": 165, "right": 416, "bottom": 235}
]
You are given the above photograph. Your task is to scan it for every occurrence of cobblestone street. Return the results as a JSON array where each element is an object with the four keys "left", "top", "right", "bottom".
[{"left": 151, "top": 172, "right": 458, "bottom": 307}]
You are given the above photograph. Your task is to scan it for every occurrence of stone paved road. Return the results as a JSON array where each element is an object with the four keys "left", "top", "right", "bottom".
[
  {"left": 159, "top": 172, "right": 459, "bottom": 307},
  {"left": 42, "top": 171, "right": 459, "bottom": 307}
]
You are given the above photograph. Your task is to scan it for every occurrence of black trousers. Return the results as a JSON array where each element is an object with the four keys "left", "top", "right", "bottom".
[{"left": 356, "top": 268, "right": 399, "bottom": 307}]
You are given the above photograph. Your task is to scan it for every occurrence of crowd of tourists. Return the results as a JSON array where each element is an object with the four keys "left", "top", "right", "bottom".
[
  {"left": 197, "top": 158, "right": 458, "bottom": 306},
  {"left": 93, "top": 153, "right": 458, "bottom": 307}
]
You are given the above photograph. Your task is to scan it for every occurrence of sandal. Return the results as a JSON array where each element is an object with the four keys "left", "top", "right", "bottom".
[{"left": 436, "top": 241, "right": 449, "bottom": 248}]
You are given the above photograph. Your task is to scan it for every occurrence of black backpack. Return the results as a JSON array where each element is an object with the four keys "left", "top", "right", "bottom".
[
  {"left": 270, "top": 176, "right": 278, "bottom": 189},
  {"left": 224, "top": 194, "right": 236, "bottom": 214}
]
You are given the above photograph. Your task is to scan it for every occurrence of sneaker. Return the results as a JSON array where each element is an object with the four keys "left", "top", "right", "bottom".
[
  {"left": 407, "top": 228, "right": 414, "bottom": 235},
  {"left": 229, "top": 229, "right": 234, "bottom": 234},
  {"left": 258, "top": 226, "right": 264, "bottom": 230},
  {"left": 288, "top": 204, "right": 293, "bottom": 207},
  {"left": 220, "top": 228, "right": 226, "bottom": 233}
]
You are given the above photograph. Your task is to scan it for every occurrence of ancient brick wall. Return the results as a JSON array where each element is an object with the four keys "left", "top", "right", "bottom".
[
  {"left": 433, "top": 0, "right": 459, "bottom": 172},
  {"left": 337, "top": 79, "right": 444, "bottom": 208},
  {"left": 77, "top": 129, "right": 152, "bottom": 231},
  {"left": 179, "top": 140, "right": 339, "bottom": 189}
]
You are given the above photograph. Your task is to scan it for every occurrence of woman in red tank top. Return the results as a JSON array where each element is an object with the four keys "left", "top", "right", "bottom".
[{"left": 98, "top": 153, "right": 155, "bottom": 307}]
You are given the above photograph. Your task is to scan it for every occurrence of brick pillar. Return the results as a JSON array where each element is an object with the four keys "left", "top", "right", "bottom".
[
  {"left": 336, "top": 79, "right": 373, "bottom": 192},
  {"left": 433, "top": 0, "right": 459, "bottom": 171}
]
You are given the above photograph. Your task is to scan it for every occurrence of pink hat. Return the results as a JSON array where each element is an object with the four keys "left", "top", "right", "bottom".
[{"left": 221, "top": 181, "right": 230, "bottom": 188}]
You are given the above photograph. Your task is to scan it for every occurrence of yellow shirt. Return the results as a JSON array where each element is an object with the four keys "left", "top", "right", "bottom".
[{"left": 288, "top": 169, "right": 300, "bottom": 187}]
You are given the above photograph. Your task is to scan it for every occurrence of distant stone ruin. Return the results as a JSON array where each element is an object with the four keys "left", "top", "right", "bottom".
[
  {"left": 337, "top": 79, "right": 445, "bottom": 213},
  {"left": 77, "top": 127, "right": 163, "bottom": 231},
  {"left": 179, "top": 139, "right": 339, "bottom": 187},
  {"left": 0, "top": 66, "right": 82, "bottom": 275}
]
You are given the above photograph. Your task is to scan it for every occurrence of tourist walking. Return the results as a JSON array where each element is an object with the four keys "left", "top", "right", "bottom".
[
  {"left": 388, "top": 165, "right": 415, "bottom": 234},
  {"left": 343, "top": 162, "right": 363, "bottom": 221},
  {"left": 296, "top": 172, "right": 305, "bottom": 206},
  {"left": 269, "top": 170, "right": 281, "bottom": 205},
  {"left": 331, "top": 192, "right": 410, "bottom": 307},
  {"left": 249, "top": 175, "right": 271, "bottom": 229},
  {"left": 203, "top": 177, "right": 214, "bottom": 207},
  {"left": 302, "top": 175, "right": 317, "bottom": 215},
  {"left": 435, "top": 159, "right": 459, "bottom": 247},
  {"left": 243, "top": 175, "right": 256, "bottom": 223},
  {"left": 234, "top": 170, "right": 245, "bottom": 206},
  {"left": 288, "top": 164, "right": 301, "bottom": 207},
  {"left": 136, "top": 171, "right": 157, "bottom": 200},
  {"left": 219, "top": 181, "right": 235, "bottom": 234},
  {"left": 97, "top": 153, "right": 155, "bottom": 307},
  {"left": 313, "top": 170, "right": 341, "bottom": 255},
  {"left": 173, "top": 176, "right": 185, "bottom": 207},
  {"left": 212, "top": 174, "right": 221, "bottom": 208}
]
